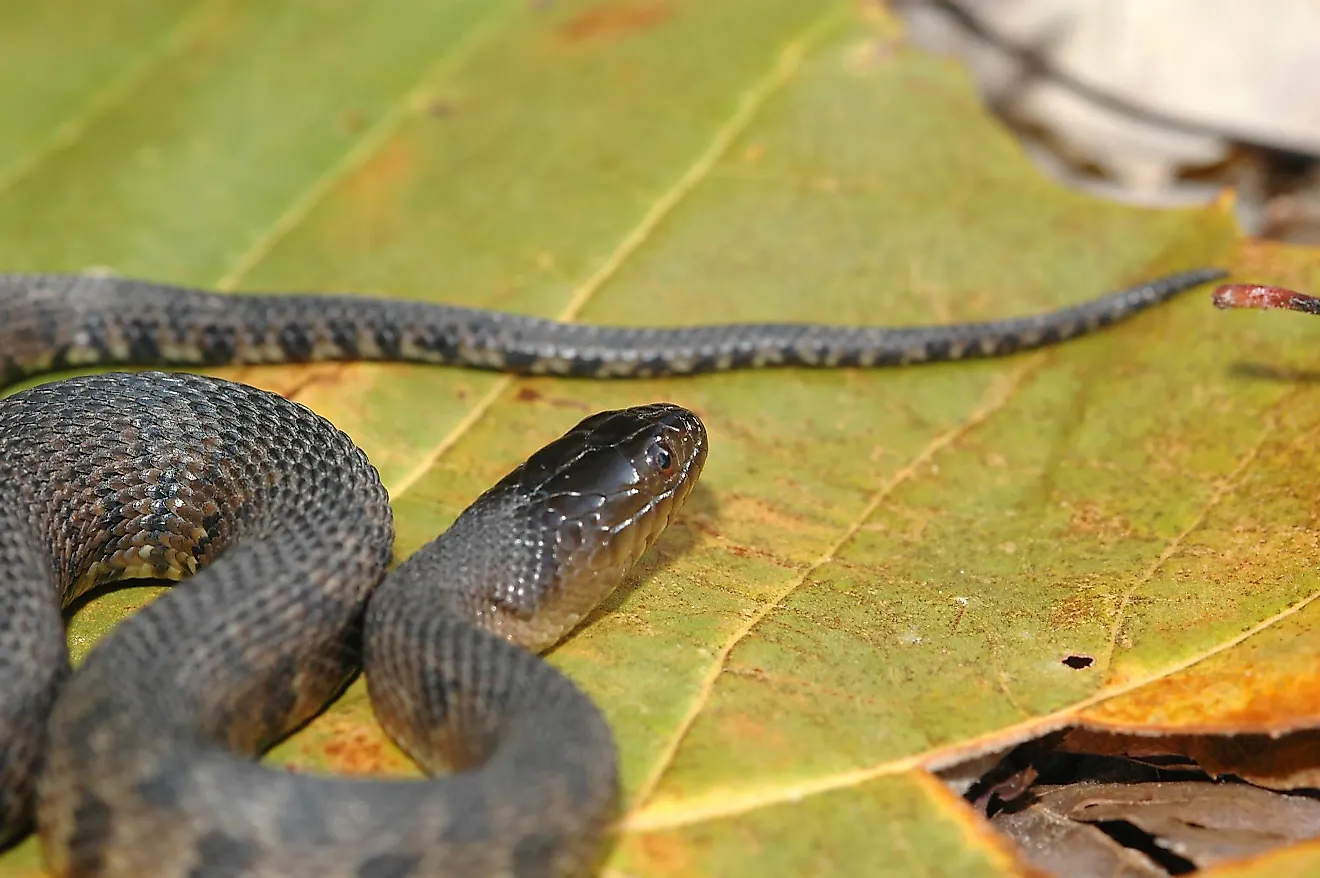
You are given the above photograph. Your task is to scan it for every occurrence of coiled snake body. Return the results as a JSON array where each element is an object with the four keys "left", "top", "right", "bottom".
[{"left": 0, "top": 268, "right": 1224, "bottom": 876}]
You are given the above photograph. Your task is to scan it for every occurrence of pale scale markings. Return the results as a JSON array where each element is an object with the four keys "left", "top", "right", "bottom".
[
  {"left": 353, "top": 328, "right": 384, "bottom": 359},
  {"left": 1016, "top": 330, "right": 1043, "bottom": 348}
]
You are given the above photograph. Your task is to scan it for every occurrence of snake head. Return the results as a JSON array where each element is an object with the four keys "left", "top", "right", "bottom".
[
  {"left": 482, "top": 402, "right": 708, "bottom": 651},
  {"left": 528, "top": 402, "right": 707, "bottom": 541}
]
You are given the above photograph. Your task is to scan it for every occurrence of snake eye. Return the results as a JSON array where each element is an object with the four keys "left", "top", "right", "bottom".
[{"left": 651, "top": 439, "right": 674, "bottom": 474}]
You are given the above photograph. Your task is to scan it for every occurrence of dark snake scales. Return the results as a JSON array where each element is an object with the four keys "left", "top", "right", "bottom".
[{"left": 0, "top": 267, "right": 1225, "bottom": 876}]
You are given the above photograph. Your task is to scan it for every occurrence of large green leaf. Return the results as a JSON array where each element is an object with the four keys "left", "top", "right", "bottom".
[{"left": 3, "top": 2, "right": 1316, "bottom": 875}]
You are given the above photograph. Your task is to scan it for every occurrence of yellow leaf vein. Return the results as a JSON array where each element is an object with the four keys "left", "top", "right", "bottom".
[
  {"left": 215, "top": 4, "right": 522, "bottom": 292},
  {"left": 386, "top": 3, "right": 849, "bottom": 501},
  {"left": 0, "top": 4, "right": 215, "bottom": 201},
  {"left": 1097, "top": 398, "right": 1285, "bottom": 676},
  {"left": 628, "top": 358, "right": 1045, "bottom": 820}
]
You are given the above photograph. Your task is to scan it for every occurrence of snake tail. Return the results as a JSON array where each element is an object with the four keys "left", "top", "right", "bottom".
[{"left": 0, "top": 268, "right": 1228, "bottom": 384}]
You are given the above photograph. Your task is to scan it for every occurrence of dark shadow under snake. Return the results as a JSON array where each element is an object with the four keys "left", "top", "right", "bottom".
[{"left": 0, "top": 268, "right": 1225, "bottom": 877}]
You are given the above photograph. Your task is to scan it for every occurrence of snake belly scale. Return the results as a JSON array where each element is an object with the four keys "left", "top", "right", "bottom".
[{"left": 0, "top": 267, "right": 1224, "bottom": 876}]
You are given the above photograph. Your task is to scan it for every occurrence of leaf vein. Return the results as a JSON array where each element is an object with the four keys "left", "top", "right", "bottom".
[
  {"left": 1096, "top": 396, "right": 1288, "bottom": 676},
  {"left": 387, "top": 2, "right": 849, "bottom": 500},
  {"left": 215, "top": 3, "right": 522, "bottom": 291},
  {"left": 622, "top": 546, "right": 1320, "bottom": 833},
  {"left": 630, "top": 358, "right": 1045, "bottom": 817},
  {"left": 0, "top": 2, "right": 215, "bottom": 200}
]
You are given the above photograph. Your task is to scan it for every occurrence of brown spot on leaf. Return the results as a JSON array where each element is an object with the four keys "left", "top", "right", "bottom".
[
  {"left": 724, "top": 541, "right": 792, "bottom": 567},
  {"left": 340, "top": 108, "right": 367, "bottom": 135},
  {"left": 559, "top": 1, "right": 674, "bottom": 43},
  {"left": 322, "top": 730, "right": 396, "bottom": 775},
  {"left": 302, "top": 717, "right": 416, "bottom": 777},
  {"left": 426, "top": 99, "right": 455, "bottom": 119},
  {"left": 1046, "top": 584, "right": 1112, "bottom": 630},
  {"left": 631, "top": 831, "right": 694, "bottom": 874},
  {"left": 718, "top": 494, "right": 821, "bottom": 540},
  {"left": 719, "top": 711, "right": 790, "bottom": 754},
  {"left": 324, "top": 133, "right": 420, "bottom": 257},
  {"left": 509, "top": 390, "right": 595, "bottom": 412},
  {"left": 353, "top": 132, "right": 418, "bottom": 193},
  {"left": 1063, "top": 500, "right": 1133, "bottom": 544}
]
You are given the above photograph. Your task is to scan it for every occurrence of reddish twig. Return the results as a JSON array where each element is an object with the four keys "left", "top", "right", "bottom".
[{"left": 1212, "top": 283, "right": 1320, "bottom": 315}]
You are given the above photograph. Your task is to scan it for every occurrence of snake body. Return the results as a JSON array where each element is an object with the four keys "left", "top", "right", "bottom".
[
  {"left": 2, "top": 371, "right": 705, "bottom": 877},
  {"left": 0, "top": 267, "right": 1224, "bottom": 876}
]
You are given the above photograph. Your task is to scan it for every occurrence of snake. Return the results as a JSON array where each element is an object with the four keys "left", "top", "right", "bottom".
[{"left": 0, "top": 266, "right": 1225, "bottom": 877}]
